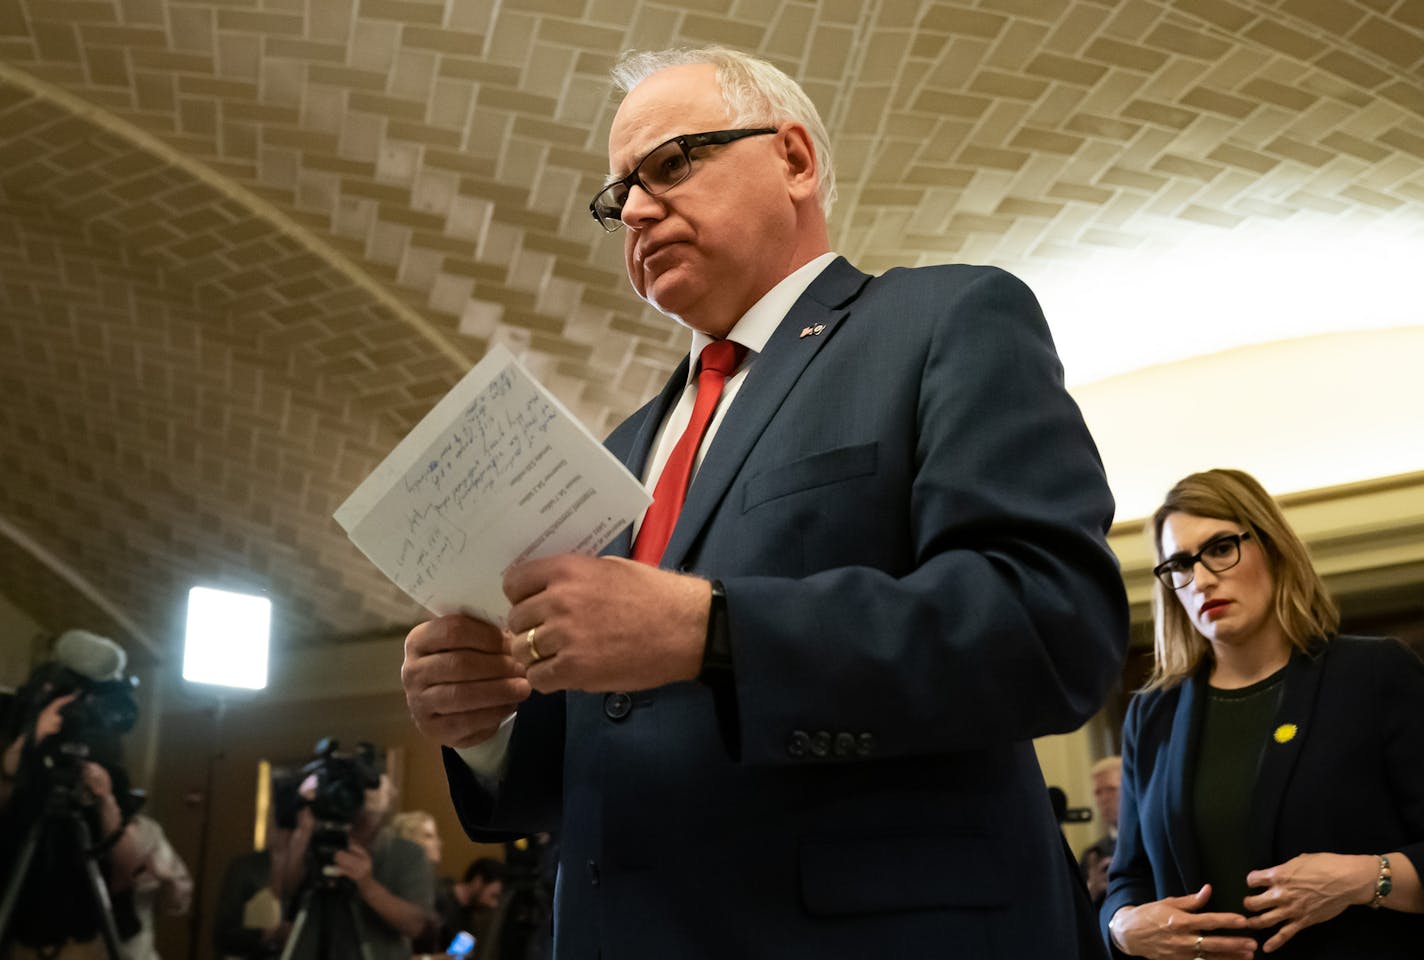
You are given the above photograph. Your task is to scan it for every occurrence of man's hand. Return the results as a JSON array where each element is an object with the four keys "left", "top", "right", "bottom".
[
  {"left": 1243, "top": 853, "right": 1377, "bottom": 953},
  {"left": 333, "top": 843, "right": 375, "bottom": 892},
  {"left": 504, "top": 555, "right": 711, "bottom": 693},
  {"left": 402, "top": 615, "right": 531, "bottom": 748}
]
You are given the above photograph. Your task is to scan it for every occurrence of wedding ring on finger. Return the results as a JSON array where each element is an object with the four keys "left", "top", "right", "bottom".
[
  {"left": 525, "top": 627, "right": 542, "bottom": 663},
  {"left": 1193, "top": 933, "right": 1204, "bottom": 960}
]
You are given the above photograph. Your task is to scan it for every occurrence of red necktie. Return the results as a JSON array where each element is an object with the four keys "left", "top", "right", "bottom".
[{"left": 631, "top": 339, "right": 748, "bottom": 565}]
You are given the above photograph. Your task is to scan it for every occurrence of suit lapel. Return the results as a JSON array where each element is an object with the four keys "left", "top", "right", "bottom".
[
  {"left": 1245, "top": 646, "right": 1325, "bottom": 870},
  {"left": 1162, "top": 672, "right": 1207, "bottom": 891},
  {"left": 658, "top": 257, "right": 872, "bottom": 570},
  {"left": 602, "top": 355, "right": 690, "bottom": 560}
]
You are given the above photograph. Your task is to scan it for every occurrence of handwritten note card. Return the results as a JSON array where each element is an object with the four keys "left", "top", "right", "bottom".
[{"left": 334, "top": 345, "right": 651, "bottom": 624}]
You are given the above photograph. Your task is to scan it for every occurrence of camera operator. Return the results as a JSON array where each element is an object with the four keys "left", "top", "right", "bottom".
[
  {"left": 0, "top": 630, "right": 148, "bottom": 958},
  {"left": 271, "top": 742, "right": 435, "bottom": 960}
]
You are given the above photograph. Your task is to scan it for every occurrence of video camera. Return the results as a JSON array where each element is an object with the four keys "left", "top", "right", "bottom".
[
  {"left": 0, "top": 632, "right": 143, "bottom": 952},
  {"left": 7, "top": 653, "right": 142, "bottom": 820},
  {"left": 275, "top": 739, "right": 382, "bottom": 882}
]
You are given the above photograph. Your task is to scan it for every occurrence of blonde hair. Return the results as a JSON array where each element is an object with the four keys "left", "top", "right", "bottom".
[
  {"left": 1090, "top": 756, "right": 1121, "bottom": 779},
  {"left": 611, "top": 46, "right": 838, "bottom": 218},
  {"left": 389, "top": 810, "right": 434, "bottom": 843},
  {"left": 1145, "top": 468, "right": 1338, "bottom": 690}
]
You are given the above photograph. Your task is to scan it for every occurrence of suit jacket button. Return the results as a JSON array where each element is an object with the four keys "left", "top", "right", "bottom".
[
  {"left": 810, "top": 731, "right": 831, "bottom": 758},
  {"left": 833, "top": 732, "right": 855, "bottom": 757},
  {"left": 587, "top": 859, "right": 600, "bottom": 886},
  {"left": 787, "top": 730, "right": 810, "bottom": 757},
  {"left": 855, "top": 732, "right": 875, "bottom": 757},
  {"left": 603, "top": 692, "right": 632, "bottom": 720}
]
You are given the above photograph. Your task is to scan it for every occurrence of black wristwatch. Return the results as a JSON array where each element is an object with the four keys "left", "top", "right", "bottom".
[{"left": 699, "top": 579, "right": 733, "bottom": 680}]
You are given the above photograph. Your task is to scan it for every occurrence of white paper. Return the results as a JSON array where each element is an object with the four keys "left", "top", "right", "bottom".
[{"left": 334, "top": 344, "right": 652, "bottom": 624}]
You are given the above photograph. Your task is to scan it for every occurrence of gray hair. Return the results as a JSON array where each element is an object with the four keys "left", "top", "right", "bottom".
[{"left": 612, "top": 46, "right": 838, "bottom": 219}]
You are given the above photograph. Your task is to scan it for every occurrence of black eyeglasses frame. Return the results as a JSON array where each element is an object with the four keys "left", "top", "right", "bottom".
[
  {"left": 1152, "top": 531, "right": 1254, "bottom": 591},
  {"left": 588, "top": 127, "right": 780, "bottom": 232}
]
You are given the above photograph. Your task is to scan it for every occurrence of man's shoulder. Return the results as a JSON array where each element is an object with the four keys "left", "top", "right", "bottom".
[
  {"left": 865, "top": 261, "right": 1028, "bottom": 296},
  {"left": 373, "top": 832, "right": 429, "bottom": 869}
]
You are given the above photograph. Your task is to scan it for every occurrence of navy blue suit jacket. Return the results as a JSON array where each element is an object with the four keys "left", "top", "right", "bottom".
[
  {"left": 445, "top": 259, "right": 1128, "bottom": 958},
  {"left": 1103, "top": 636, "right": 1424, "bottom": 958}
]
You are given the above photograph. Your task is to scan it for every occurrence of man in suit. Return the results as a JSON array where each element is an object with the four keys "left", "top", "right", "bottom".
[{"left": 400, "top": 46, "right": 1128, "bottom": 958}]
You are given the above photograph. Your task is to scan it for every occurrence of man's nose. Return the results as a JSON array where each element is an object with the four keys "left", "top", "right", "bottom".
[{"left": 621, "top": 182, "right": 665, "bottom": 227}]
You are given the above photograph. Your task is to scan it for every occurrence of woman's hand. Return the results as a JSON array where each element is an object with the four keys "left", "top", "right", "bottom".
[
  {"left": 1243, "top": 852, "right": 1376, "bottom": 953},
  {"left": 1109, "top": 884, "right": 1257, "bottom": 959}
]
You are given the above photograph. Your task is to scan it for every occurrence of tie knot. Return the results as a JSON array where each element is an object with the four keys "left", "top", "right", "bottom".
[{"left": 699, "top": 339, "right": 746, "bottom": 378}]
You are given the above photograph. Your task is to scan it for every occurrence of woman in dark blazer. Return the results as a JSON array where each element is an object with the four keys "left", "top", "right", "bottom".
[{"left": 1103, "top": 468, "right": 1424, "bottom": 959}]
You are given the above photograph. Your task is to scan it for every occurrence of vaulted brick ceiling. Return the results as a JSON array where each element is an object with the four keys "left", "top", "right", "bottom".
[{"left": 1, "top": 0, "right": 1421, "bottom": 663}]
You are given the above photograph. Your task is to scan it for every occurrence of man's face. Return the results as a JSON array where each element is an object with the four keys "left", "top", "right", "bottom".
[
  {"left": 607, "top": 63, "right": 802, "bottom": 338},
  {"left": 363, "top": 773, "right": 395, "bottom": 820},
  {"left": 1093, "top": 768, "right": 1121, "bottom": 830},
  {"left": 474, "top": 878, "right": 503, "bottom": 909}
]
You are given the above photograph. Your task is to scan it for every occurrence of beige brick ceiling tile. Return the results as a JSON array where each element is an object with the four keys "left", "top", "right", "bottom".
[
  {"left": 1283, "top": 96, "right": 1360, "bottom": 142},
  {"left": 1152, "top": 151, "right": 1223, "bottom": 181},
  {"left": 970, "top": 67, "right": 1050, "bottom": 101},
  {"left": 1349, "top": 14, "right": 1424, "bottom": 70},
  {"left": 1143, "top": 18, "right": 1233, "bottom": 62},
  {"left": 1230, "top": 104, "right": 1303, "bottom": 147},
  {"left": 1039, "top": 2, "right": 1109, "bottom": 54},
  {"left": 1379, "top": 126, "right": 1424, "bottom": 161},
  {"left": 1026, "top": 50, "right": 1109, "bottom": 86},
  {"left": 1084, "top": 35, "right": 1167, "bottom": 74},
  {"left": 1104, "top": 0, "right": 1169, "bottom": 42},
  {"left": 1065, "top": 111, "right": 1142, "bottom": 140},
  {"left": 1380, "top": 80, "right": 1424, "bottom": 120},
  {"left": 919, "top": 4, "right": 1007, "bottom": 39},
  {"left": 623, "top": 4, "right": 676, "bottom": 51},
  {"left": 1121, "top": 97, "right": 1197, "bottom": 129}
]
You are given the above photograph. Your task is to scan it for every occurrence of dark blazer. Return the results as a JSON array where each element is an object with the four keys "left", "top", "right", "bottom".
[
  {"left": 1102, "top": 635, "right": 1424, "bottom": 958},
  {"left": 445, "top": 258, "right": 1129, "bottom": 958}
]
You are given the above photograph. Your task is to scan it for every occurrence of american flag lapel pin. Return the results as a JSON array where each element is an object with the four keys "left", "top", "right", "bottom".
[{"left": 800, "top": 326, "right": 813, "bottom": 338}]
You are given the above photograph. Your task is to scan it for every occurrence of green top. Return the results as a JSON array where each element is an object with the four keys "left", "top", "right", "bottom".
[{"left": 1192, "top": 666, "right": 1286, "bottom": 917}]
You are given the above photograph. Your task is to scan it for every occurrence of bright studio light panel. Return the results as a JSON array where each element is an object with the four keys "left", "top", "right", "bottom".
[{"left": 183, "top": 586, "right": 271, "bottom": 690}]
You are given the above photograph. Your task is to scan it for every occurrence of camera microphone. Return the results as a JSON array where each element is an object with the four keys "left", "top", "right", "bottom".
[{"left": 53, "top": 629, "right": 127, "bottom": 682}]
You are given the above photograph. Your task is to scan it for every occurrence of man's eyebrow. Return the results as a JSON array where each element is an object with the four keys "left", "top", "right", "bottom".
[{"left": 609, "top": 133, "right": 673, "bottom": 181}]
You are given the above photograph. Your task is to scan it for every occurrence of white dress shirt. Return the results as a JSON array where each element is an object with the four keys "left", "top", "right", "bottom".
[{"left": 457, "top": 251, "right": 841, "bottom": 778}]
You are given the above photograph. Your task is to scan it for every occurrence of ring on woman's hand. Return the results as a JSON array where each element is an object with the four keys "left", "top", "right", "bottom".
[
  {"left": 1193, "top": 933, "right": 1204, "bottom": 959},
  {"left": 525, "top": 627, "right": 542, "bottom": 663}
]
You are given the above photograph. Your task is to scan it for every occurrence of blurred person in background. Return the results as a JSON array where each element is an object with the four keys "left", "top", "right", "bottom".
[
  {"left": 271, "top": 746, "right": 434, "bottom": 960},
  {"left": 0, "top": 630, "right": 148, "bottom": 958},
  {"left": 116, "top": 813, "right": 192, "bottom": 960},
  {"left": 1104, "top": 469, "right": 1424, "bottom": 959},
  {"left": 1080, "top": 755, "right": 1122, "bottom": 908}
]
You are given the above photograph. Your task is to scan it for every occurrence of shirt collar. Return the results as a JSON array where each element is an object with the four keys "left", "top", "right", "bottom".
[{"left": 685, "top": 251, "right": 839, "bottom": 383}]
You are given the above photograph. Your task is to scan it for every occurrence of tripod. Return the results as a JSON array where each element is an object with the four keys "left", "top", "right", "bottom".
[
  {"left": 278, "top": 867, "right": 376, "bottom": 960},
  {"left": 0, "top": 764, "right": 126, "bottom": 959}
]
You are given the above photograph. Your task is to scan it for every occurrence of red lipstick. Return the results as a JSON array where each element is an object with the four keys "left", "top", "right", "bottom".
[{"left": 1200, "top": 599, "right": 1231, "bottom": 619}]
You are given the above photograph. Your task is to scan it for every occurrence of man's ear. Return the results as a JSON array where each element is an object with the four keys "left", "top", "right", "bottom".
[{"left": 780, "top": 123, "right": 820, "bottom": 202}]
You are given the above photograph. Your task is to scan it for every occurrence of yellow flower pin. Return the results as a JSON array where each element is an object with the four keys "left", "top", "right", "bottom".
[{"left": 1273, "top": 723, "right": 1298, "bottom": 744}]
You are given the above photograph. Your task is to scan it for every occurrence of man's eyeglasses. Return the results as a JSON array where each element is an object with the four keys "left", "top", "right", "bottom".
[
  {"left": 1152, "top": 531, "right": 1253, "bottom": 590},
  {"left": 588, "top": 127, "right": 779, "bottom": 232}
]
